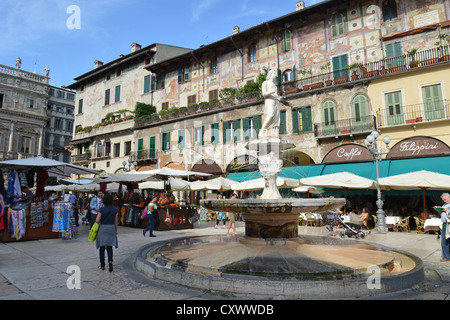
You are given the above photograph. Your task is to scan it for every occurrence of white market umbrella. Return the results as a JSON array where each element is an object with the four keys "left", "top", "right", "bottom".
[
  {"left": 139, "top": 167, "right": 211, "bottom": 178},
  {"left": 292, "top": 186, "right": 325, "bottom": 194},
  {"left": 300, "top": 172, "right": 377, "bottom": 213},
  {"left": 139, "top": 178, "right": 191, "bottom": 191},
  {"left": 0, "top": 156, "right": 99, "bottom": 177},
  {"left": 93, "top": 171, "right": 157, "bottom": 183},
  {"left": 233, "top": 177, "right": 300, "bottom": 191},
  {"left": 190, "top": 177, "right": 239, "bottom": 191},
  {"left": 378, "top": 170, "right": 450, "bottom": 219}
]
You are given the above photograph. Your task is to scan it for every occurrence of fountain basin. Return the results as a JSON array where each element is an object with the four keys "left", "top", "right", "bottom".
[
  {"left": 200, "top": 198, "right": 346, "bottom": 238},
  {"left": 134, "top": 235, "right": 424, "bottom": 299}
]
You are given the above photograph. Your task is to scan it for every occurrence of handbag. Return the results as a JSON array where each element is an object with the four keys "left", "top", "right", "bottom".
[
  {"left": 88, "top": 222, "right": 100, "bottom": 242},
  {"left": 142, "top": 205, "right": 148, "bottom": 218}
]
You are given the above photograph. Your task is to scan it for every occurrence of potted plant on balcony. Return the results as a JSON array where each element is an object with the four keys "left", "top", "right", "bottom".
[
  {"left": 407, "top": 48, "right": 419, "bottom": 68},
  {"left": 219, "top": 87, "right": 237, "bottom": 107},
  {"left": 298, "top": 69, "right": 312, "bottom": 91},
  {"left": 435, "top": 34, "right": 450, "bottom": 62},
  {"left": 346, "top": 62, "right": 363, "bottom": 81},
  {"left": 320, "top": 62, "right": 333, "bottom": 86}
]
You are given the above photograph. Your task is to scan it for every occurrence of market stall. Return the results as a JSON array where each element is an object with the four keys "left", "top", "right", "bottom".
[{"left": 0, "top": 157, "right": 99, "bottom": 242}]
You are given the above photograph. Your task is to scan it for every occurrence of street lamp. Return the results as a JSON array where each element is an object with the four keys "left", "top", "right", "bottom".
[
  {"left": 364, "top": 130, "right": 391, "bottom": 234},
  {"left": 122, "top": 157, "right": 137, "bottom": 172}
]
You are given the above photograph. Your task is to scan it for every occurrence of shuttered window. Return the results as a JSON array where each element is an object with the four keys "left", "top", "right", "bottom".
[
  {"left": 384, "top": 91, "right": 403, "bottom": 125},
  {"left": 114, "top": 85, "right": 121, "bottom": 102},
  {"left": 162, "top": 132, "right": 171, "bottom": 151},
  {"left": 293, "top": 107, "right": 312, "bottom": 133},
  {"left": 280, "top": 30, "right": 292, "bottom": 52},
  {"left": 331, "top": 13, "right": 345, "bottom": 38},
  {"left": 211, "top": 123, "right": 220, "bottom": 144},
  {"left": 178, "top": 130, "right": 185, "bottom": 149},
  {"left": 279, "top": 111, "right": 287, "bottom": 135},
  {"left": 422, "top": 84, "right": 444, "bottom": 120},
  {"left": 149, "top": 136, "right": 156, "bottom": 158}
]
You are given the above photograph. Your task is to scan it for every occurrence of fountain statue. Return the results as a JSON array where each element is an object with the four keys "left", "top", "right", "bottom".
[{"left": 200, "top": 69, "right": 345, "bottom": 239}]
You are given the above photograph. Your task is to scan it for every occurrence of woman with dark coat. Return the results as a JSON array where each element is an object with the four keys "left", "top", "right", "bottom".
[{"left": 95, "top": 193, "right": 118, "bottom": 272}]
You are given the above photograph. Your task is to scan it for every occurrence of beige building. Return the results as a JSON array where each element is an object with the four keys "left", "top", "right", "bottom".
[
  {"left": 134, "top": 0, "right": 450, "bottom": 179},
  {"left": 0, "top": 61, "right": 50, "bottom": 160},
  {"left": 68, "top": 43, "right": 192, "bottom": 173}
]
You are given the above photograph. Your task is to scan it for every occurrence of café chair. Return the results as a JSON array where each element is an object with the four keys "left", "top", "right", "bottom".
[
  {"left": 396, "top": 216, "right": 410, "bottom": 232},
  {"left": 414, "top": 217, "right": 425, "bottom": 233}
]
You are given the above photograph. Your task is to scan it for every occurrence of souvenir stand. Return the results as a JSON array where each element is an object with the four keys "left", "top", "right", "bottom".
[{"left": 0, "top": 157, "right": 99, "bottom": 243}]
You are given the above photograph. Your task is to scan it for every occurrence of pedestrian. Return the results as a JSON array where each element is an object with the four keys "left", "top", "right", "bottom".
[
  {"left": 215, "top": 195, "right": 227, "bottom": 229},
  {"left": 95, "top": 193, "right": 118, "bottom": 272},
  {"left": 90, "top": 191, "right": 104, "bottom": 227},
  {"left": 440, "top": 193, "right": 450, "bottom": 262},
  {"left": 69, "top": 192, "right": 79, "bottom": 227},
  {"left": 226, "top": 193, "right": 238, "bottom": 235},
  {"left": 143, "top": 195, "right": 157, "bottom": 237}
]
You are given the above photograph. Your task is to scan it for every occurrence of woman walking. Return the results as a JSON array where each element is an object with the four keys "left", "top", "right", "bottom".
[{"left": 95, "top": 193, "right": 119, "bottom": 272}]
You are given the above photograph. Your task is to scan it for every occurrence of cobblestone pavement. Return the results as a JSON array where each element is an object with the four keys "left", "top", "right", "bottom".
[{"left": 0, "top": 221, "right": 449, "bottom": 300}]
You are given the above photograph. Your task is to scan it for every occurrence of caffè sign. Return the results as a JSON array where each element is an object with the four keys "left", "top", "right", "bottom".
[
  {"left": 387, "top": 136, "right": 450, "bottom": 159},
  {"left": 322, "top": 144, "right": 372, "bottom": 163}
]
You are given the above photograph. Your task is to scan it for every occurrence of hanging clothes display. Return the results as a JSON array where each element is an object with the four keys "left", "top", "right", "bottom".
[
  {"left": 8, "top": 209, "right": 26, "bottom": 241},
  {"left": 52, "top": 202, "right": 73, "bottom": 239},
  {"left": 7, "top": 171, "right": 21, "bottom": 197},
  {"left": 0, "top": 194, "right": 5, "bottom": 231},
  {"left": 35, "top": 169, "right": 48, "bottom": 198}
]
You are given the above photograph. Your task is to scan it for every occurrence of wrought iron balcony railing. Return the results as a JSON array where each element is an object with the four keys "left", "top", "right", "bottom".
[
  {"left": 376, "top": 99, "right": 450, "bottom": 128},
  {"left": 314, "top": 115, "right": 376, "bottom": 138}
]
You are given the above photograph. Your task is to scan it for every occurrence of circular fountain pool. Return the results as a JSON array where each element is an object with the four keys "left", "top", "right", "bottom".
[{"left": 134, "top": 234, "right": 424, "bottom": 299}]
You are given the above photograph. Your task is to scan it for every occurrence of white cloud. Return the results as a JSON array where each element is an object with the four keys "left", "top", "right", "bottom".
[{"left": 191, "top": 0, "right": 219, "bottom": 22}]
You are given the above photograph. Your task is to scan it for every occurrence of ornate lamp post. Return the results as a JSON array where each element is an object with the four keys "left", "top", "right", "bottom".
[
  {"left": 364, "top": 131, "right": 391, "bottom": 234},
  {"left": 122, "top": 157, "right": 137, "bottom": 172}
]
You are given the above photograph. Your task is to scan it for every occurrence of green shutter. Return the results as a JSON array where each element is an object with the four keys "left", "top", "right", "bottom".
[
  {"left": 201, "top": 126, "right": 205, "bottom": 146},
  {"left": 243, "top": 118, "right": 250, "bottom": 141},
  {"left": 151, "top": 75, "right": 156, "bottom": 91},
  {"left": 422, "top": 84, "right": 444, "bottom": 120},
  {"left": 150, "top": 136, "right": 156, "bottom": 158},
  {"left": 280, "top": 30, "right": 285, "bottom": 52},
  {"left": 105, "top": 89, "right": 110, "bottom": 105},
  {"left": 223, "top": 121, "right": 230, "bottom": 143},
  {"left": 233, "top": 119, "right": 241, "bottom": 142},
  {"left": 211, "top": 123, "right": 219, "bottom": 144},
  {"left": 178, "top": 130, "right": 185, "bottom": 148},
  {"left": 292, "top": 109, "right": 299, "bottom": 134},
  {"left": 137, "top": 139, "right": 144, "bottom": 159},
  {"left": 279, "top": 111, "right": 286, "bottom": 135},
  {"left": 253, "top": 115, "right": 262, "bottom": 138},
  {"left": 302, "top": 107, "right": 312, "bottom": 132},
  {"left": 332, "top": 54, "right": 348, "bottom": 80},
  {"left": 164, "top": 132, "right": 171, "bottom": 151},
  {"left": 144, "top": 75, "right": 150, "bottom": 93},
  {"left": 178, "top": 67, "right": 183, "bottom": 84},
  {"left": 115, "top": 85, "right": 121, "bottom": 102},
  {"left": 385, "top": 91, "right": 403, "bottom": 125}
]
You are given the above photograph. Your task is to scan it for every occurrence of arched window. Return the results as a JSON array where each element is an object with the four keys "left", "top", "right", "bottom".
[
  {"left": 352, "top": 95, "right": 371, "bottom": 131},
  {"left": 331, "top": 13, "right": 345, "bottom": 37},
  {"left": 382, "top": 0, "right": 398, "bottom": 22},
  {"left": 282, "top": 69, "right": 294, "bottom": 82},
  {"left": 322, "top": 100, "right": 337, "bottom": 136}
]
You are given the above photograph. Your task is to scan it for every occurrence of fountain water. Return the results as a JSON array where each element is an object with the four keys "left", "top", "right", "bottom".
[{"left": 135, "top": 70, "right": 424, "bottom": 299}]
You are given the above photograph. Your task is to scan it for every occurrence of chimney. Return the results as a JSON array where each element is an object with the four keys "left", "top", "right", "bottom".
[
  {"left": 131, "top": 42, "right": 142, "bottom": 53},
  {"left": 232, "top": 26, "right": 240, "bottom": 35},
  {"left": 94, "top": 60, "right": 104, "bottom": 69},
  {"left": 296, "top": 1, "right": 305, "bottom": 11}
]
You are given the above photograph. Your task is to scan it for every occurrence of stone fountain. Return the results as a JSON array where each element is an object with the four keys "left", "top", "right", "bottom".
[{"left": 134, "top": 70, "right": 424, "bottom": 299}]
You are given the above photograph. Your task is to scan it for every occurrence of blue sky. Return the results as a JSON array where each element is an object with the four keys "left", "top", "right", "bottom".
[{"left": 0, "top": 0, "right": 322, "bottom": 88}]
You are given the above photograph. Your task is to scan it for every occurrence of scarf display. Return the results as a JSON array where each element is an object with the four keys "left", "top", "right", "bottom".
[{"left": 8, "top": 209, "right": 26, "bottom": 240}]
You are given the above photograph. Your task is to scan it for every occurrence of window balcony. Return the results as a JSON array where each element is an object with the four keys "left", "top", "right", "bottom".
[
  {"left": 130, "top": 149, "right": 158, "bottom": 163},
  {"left": 376, "top": 100, "right": 450, "bottom": 128},
  {"left": 71, "top": 152, "right": 91, "bottom": 164},
  {"left": 314, "top": 115, "right": 376, "bottom": 138},
  {"left": 283, "top": 44, "right": 450, "bottom": 95}
]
